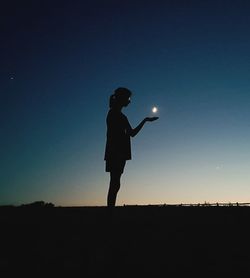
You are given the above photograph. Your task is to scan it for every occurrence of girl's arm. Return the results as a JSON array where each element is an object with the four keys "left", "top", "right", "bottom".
[{"left": 127, "top": 117, "right": 158, "bottom": 137}]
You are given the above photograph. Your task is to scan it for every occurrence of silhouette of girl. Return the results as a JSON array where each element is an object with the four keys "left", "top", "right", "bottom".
[{"left": 104, "top": 87, "right": 158, "bottom": 207}]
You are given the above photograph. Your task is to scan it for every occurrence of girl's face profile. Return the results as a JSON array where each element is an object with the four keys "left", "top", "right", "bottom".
[
  {"left": 124, "top": 97, "right": 131, "bottom": 107},
  {"left": 120, "top": 96, "right": 131, "bottom": 107}
]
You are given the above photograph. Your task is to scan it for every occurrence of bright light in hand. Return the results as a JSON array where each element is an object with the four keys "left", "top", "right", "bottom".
[{"left": 152, "top": 106, "right": 158, "bottom": 113}]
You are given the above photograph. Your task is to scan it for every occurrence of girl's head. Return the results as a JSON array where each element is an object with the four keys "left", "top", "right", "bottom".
[{"left": 109, "top": 87, "right": 132, "bottom": 108}]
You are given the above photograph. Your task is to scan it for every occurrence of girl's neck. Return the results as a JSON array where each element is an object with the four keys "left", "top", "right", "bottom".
[{"left": 112, "top": 105, "right": 123, "bottom": 112}]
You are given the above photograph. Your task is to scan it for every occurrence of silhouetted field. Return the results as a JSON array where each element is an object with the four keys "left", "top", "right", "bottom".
[{"left": 1, "top": 205, "right": 250, "bottom": 276}]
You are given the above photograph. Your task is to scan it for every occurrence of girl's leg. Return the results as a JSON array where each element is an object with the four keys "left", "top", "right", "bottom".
[{"left": 107, "top": 171, "right": 122, "bottom": 207}]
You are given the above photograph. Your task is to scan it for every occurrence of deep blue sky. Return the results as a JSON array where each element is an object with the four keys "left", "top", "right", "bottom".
[{"left": 1, "top": 0, "right": 250, "bottom": 206}]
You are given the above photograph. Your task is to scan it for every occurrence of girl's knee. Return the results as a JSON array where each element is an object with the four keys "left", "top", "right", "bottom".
[{"left": 109, "top": 181, "right": 120, "bottom": 192}]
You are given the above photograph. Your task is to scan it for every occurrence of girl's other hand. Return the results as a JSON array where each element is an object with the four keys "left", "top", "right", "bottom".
[{"left": 145, "top": 117, "right": 159, "bottom": 122}]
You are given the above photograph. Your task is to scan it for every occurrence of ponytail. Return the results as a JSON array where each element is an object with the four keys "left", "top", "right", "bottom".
[{"left": 109, "top": 94, "right": 116, "bottom": 108}]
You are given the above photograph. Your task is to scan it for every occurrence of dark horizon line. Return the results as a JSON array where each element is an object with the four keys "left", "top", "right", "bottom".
[{"left": 2, "top": 201, "right": 250, "bottom": 208}]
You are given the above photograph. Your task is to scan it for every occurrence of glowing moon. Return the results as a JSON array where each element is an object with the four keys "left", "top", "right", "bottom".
[{"left": 152, "top": 106, "right": 158, "bottom": 113}]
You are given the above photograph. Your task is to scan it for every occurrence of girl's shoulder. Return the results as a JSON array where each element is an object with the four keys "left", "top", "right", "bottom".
[
  {"left": 107, "top": 109, "right": 125, "bottom": 117},
  {"left": 107, "top": 110, "right": 128, "bottom": 124}
]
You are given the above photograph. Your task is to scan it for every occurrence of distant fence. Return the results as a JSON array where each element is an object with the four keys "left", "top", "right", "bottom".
[
  {"left": 172, "top": 202, "right": 250, "bottom": 207},
  {"left": 123, "top": 202, "right": 250, "bottom": 207}
]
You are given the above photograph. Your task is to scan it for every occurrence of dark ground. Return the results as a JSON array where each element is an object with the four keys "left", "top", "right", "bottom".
[{"left": 1, "top": 205, "right": 250, "bottom": 277}]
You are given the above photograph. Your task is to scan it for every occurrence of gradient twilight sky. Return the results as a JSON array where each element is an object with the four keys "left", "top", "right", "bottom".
[{"left": 2, "top": 0, "right": 250, "bottom": 206}]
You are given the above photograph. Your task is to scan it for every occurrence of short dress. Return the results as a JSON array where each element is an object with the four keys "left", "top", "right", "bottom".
[{"left": 104, "top": 109, "right": 132, "bottom": 173}]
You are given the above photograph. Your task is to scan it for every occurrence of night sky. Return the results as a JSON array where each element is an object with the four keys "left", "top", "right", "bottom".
[{"left": 2, "top": 0, "right": 250, "bottom": 206}]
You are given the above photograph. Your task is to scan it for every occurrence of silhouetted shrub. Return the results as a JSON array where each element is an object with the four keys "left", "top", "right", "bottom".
[{"left": 20, "top": 201, "right": 55, "bottom": 208}]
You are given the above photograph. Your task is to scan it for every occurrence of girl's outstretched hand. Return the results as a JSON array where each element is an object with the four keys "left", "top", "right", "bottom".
[{"left": 145, "top": 117, "right": 159, "bottom": 122}]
